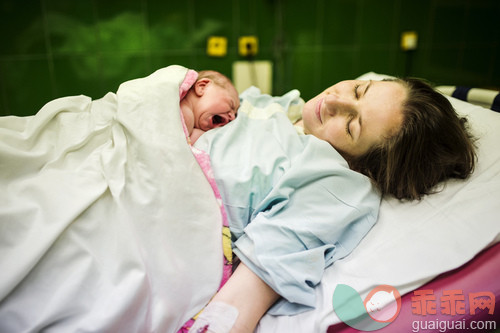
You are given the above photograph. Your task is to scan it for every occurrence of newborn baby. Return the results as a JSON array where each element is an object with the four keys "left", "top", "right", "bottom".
[{"left": 180, "top": 70, "right": 240, "bottom": 144}]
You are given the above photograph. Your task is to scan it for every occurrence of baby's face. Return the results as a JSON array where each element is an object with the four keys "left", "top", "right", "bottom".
[{"left": 193, "top": 83, "right": 239, "bottom": 131}]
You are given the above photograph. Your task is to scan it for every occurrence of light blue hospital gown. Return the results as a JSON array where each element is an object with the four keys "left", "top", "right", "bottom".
[{"left": 194, "top": 89, "right": 381, "bottom": 315}]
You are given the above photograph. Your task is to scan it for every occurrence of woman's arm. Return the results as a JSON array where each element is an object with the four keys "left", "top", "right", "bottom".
[{"left": 191, "top": 262, "right": 280, "bottom": 333}]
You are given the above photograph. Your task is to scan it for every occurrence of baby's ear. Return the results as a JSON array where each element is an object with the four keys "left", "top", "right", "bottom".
[{"left": 194, "top": 78, "right": 211, "bottom": 96}]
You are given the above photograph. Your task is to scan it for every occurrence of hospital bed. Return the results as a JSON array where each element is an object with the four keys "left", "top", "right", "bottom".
[
  {"left": 258, "top": 72, "right": 500, "bottom": 332},
  {"left": 0, "top": 68, "right": 498, "bottom": 332}
]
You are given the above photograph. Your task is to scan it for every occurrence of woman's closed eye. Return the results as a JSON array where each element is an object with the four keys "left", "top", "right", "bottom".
[
  {"left": 346, "top": 114, "right": 354, "bottom": 137},
  {"left": 354, "top": 84, "right": 360, "bottom": 99}
]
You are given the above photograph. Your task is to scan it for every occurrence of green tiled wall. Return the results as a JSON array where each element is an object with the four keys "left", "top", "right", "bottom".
[{"left": 1, "top": 0, "right": 499, "bottom": 116}]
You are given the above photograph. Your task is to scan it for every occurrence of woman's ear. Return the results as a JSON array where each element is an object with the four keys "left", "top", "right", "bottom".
[{"left": 194, "top": 78, "right": 211, "bottom": 96}]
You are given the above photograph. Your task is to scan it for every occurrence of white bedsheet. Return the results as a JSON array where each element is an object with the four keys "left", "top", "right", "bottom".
[{"left": 0, "top": 66, "right": 222, "bottom": 332}]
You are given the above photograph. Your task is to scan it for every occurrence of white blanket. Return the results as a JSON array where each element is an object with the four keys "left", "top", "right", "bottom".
[{"left": 0, "top": 65, "right": 223, "bottom": 332}]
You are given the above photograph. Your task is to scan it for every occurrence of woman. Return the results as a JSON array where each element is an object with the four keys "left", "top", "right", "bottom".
[
  {"left": 301, "top": 77, "right": 475, "bottom": 201},
  {"left": 190, "top": 77, "right": 476, "bottom": 332}
]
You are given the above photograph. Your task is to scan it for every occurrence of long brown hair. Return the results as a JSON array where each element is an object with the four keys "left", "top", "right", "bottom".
[{"left": 348, "top": 78, "right": 476, "bottom": 201}]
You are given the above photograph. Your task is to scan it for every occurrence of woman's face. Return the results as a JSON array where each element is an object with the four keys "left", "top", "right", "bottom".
[{"left": 302, "top": 80, "right": 407, "bottom": 158}]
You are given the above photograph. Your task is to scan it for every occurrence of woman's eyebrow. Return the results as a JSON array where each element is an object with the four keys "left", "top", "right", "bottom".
[
  {"left": 356, "top": 82, "right": 371, "bottom": 138},
  {"left": 363, "top": 80, "right": 372, "bottom": 97}
]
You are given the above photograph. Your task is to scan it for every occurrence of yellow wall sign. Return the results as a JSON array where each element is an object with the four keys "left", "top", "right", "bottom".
[
  {"left": 238, "top": 36, "right": 258, "bottom": 57},
  {"left": 207, "top": 36, "right": 228, "bottom": 57}
]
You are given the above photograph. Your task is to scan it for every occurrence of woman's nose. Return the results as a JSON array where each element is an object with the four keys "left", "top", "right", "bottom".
[{"left": 324, "top": 94, "right": 356, "bottom": 116}]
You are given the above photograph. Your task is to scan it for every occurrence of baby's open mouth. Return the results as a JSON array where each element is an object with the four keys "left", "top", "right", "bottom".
[
  {"left": 212, "top": 115, "right": 224, "bottom": 125},
  {"left": 210, "top": 114, "right": 228, "bottom": 128}
]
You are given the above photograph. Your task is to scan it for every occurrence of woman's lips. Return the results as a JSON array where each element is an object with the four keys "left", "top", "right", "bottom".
[{"left": 316, "top": 98, "right": 324, "bottom": 123}]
